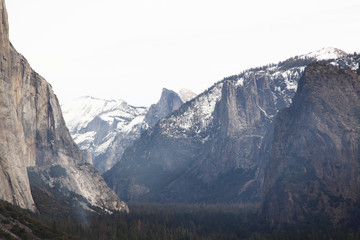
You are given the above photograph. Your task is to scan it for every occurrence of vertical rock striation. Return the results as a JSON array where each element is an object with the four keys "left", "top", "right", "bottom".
[
  {"left": 104, "top": 48, "right": 355, "bottom": 204},
  {"left": 0, "top": 0, "right": 128, "bottom": 213},
  {"left": 262, "top": 63, "right": 360, "bottom": 226},
  {"left": 144, "top": 88, "right": 184, "bottom": 127},
  {"left": 104, "top": 60, "right": 303, "bottom": 203},
  {"left": 62, "top": 88, "right": 187, "bottom": 174},
  {"left": 0, "top": 0, "right": 36, "bottom": 211}
]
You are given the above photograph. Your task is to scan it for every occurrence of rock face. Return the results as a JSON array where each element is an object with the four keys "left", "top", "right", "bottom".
[
  {"left": 144, "top": 88, "right": 184, "bottom": 127},
  {"left": 104, "top": 74, "right": 275, "bottom": 202},
  {"left": 262, "top": 63, "right": 360, "bottom": 226},
  {"left": 62, "top": 96, "right": 148, "bottom": 173},
  {"left": 62, "top": 88, "right": 188, "bottom": 173},
  {"left": 0, "top": 0, "right": 36, "bottom": 211},
  {"left": 104, "top": 48, "right": 353, "bottom": 203},
  {"left": 0, "top": 0, "right": 128, "bottom": 213}
]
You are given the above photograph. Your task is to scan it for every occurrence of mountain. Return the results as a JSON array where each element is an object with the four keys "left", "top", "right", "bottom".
[
  {"left": 179, "top": 88, "right": 197, "bottom": 103},
  {"left": 0, "top": 0, "right": 128, "bottom": 214},
  {"left": 298, "top": 47, "right": 348, "bottom": 61},
  {"left": 62, "top": 88, "right": 190, "bottom": 173},
  {"left": 261, "top": 63, "right": 360, "bottom": 227},
  {"left": 62, "top": 96, "right": 148, "bottom": 173},
  {"left": 144, "top": 88, "right": 184, "bottom": 127},
  {"left": 103, "top": 47, "right": 354, "bottom": 203}
]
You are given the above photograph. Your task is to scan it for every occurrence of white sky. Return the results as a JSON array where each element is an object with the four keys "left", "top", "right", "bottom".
[{"left": 5, "top": 0, "right": 360, "bottom": 106}]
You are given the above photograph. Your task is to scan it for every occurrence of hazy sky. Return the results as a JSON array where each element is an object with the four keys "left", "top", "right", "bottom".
[{"left": 6, "top": 0, "right": 360, "bottom": 106}]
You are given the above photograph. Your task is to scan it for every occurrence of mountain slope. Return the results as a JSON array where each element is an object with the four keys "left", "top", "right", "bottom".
[
  {"left": 0, "top": 0, "right": 127, "bottom": 213},
  {"left": 104, "top": 47, "right": 352, "bottom": 203},
  {"left": 262, "top": 63, "right": 360, "bottom": 227},
  {"left": 62, "top": 96, "right": 148, "bottom": 173},
  {"left": 0, "top": 200, "right": 75, "bottom": 239},
  {"left": 0, "top": 0, "right": 36, "bottom": 211},
  {"left": 62, "top": 88, "right": 190, "bottom": 173},
  {"left": 179, "top": 88, "right": 197, "bottom": 102},
  {"left": 144, "top": 88, "right": 184, "bottom": 127}
]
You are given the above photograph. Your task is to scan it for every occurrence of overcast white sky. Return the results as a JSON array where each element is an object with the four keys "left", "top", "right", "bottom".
[{"left": 5, "top": 0, "right": 360, "bottom": 106}]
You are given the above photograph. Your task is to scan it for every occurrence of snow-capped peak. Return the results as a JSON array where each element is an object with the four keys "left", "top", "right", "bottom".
[
  {"left": 300, "top": 47, "right": 348, "bottom": 61},
  {"left": 62, "top": 96, "right": 146, "bottom": 134},
  {"left": 179, "top": 88, "right": 197, "bottom": 103}
]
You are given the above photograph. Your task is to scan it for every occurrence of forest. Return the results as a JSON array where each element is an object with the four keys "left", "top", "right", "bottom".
[{"left": 2, "top": 200, "right": 359, "bottom": 240}]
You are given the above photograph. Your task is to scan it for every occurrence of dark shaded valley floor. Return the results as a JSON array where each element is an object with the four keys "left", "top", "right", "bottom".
[{"left": 2, "top": 200, "right": 360, "bottom": 240}]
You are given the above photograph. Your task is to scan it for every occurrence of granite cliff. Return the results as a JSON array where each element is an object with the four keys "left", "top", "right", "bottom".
[
  {"left": 0, "top": 0, "right": 36, "bottom": 211},
  {"left": 0, "top": 0, "right": 127, "bottom": 213},
  {"left": 62, "top": 88, "right": 193, "bottom": 173},
  {"left": 62, "top": 96, "right": 148, "bottom": 173},
  {"left": 262, "top": 63, "right": 360, "bottom": 227},
  {"left": 104, "top": 48, "right": 352, "bottom": 203},
  {"left": 144, "top": 88, "right": 184, "bottom": 127}
]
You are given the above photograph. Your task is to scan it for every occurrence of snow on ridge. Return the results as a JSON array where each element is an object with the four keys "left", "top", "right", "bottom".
[
  {"left": 161, "top": 83, "right": 223, "bottom": 138},
  {"left": 72, "top": 131, "right": 96, "bottom": 149},
  {"left": 62, "top": 95, "right": 150, "bottom": 162},
  {"left": 235, "top": 77, "right": 244, "bottom": 86},
  {"left": 95, "top": 134, "right": 116, "bottom": 155},
  {"left": 122, "top": 115, "right": 146, "bottom": 134},
  {"left": 327, "top": 54, "right": 360, "bottom": 72},
  {"left": 158, "top": 54, "right": 316, "bottom": 139},
  {"left": 62, "top": 96, "right": 147, "bottom": 133},
  {"left": 300, "top": 47, "right": 348, "bottom": 61},
  {"left": 179, "top": 88, "right": 197, "bottom": 103},
  {"left": 62, "top": 50, "right": 358, "bottom": 169}
]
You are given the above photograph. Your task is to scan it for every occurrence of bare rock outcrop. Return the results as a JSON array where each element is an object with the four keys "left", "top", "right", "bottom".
[
  {"left": 262, "top": 63, "right": 360, "bottom": 227},
  {"left": 104, "top": 49, "right": 354, "bottom": 204},
  {"left": 0, "top": 0, "right": 128, "bottom": 213},
  {"left": 144, "top": 88, "right": 184, "bottom": 128}
]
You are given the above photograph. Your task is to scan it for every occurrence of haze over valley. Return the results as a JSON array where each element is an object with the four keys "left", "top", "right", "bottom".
[{"left": 1, "top": 0, "right": 360, "bottom": 239}]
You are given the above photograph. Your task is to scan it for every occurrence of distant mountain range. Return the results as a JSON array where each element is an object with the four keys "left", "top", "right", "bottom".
[
  {"left": 62, "top": 89, "right": 196, "bottom": 173},
  {"left": 102, "top": 48, "right": 359, "bottom": 207},
  {"left": 99, "top": 48, "right": 360, "bottom": 228},
  {"left": 2, "top": 0, "right": 360, "bottom": 231}
]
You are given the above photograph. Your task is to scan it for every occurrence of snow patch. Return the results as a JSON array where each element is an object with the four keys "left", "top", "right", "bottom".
[
  {"left": 235, "top": 77, "right": 244, "bottom": 86},
  {"left": 62, "top": 96, "right": 147, "bottom": 134},
  {"left": 95, "top": 133, "right": 116, "bottom": 155},
  {"left": 300, "top": 47, "right": 347, "bottom": 61},
  {"left": 73, "top": 131, "right": 96, "bottom": 148},
  {"left": 179, "top": 88, "right": 197, "bottom": 102},
  {"left": 122, "top": 115, "right": 146, "bottom": 133},
  {"left": 161, "top": 83, "right": 223, "bottom": 138}
]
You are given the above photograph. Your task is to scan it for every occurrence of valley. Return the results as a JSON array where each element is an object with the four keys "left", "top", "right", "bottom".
[{"left": 1, "top": 0, "right": 360, "bottom": 238}]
